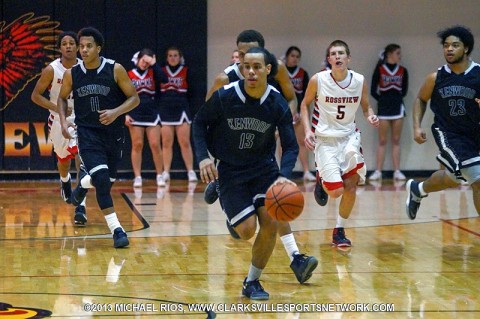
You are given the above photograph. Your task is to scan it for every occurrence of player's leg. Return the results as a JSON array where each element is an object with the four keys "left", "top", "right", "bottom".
[
  {"left": 278, "top": 221, "right": 318, "bottom": 284},
  {"left": 333, "top": 172, "right": 358, "bottom": 247}
]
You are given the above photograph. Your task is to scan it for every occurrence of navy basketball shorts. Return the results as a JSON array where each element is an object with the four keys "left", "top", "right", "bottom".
[
  {"left": 218, "top": 160, "right": 279, "bottom": 227},
  {"left": 77, "top": 126, "right": 125, "bottom": 179}
]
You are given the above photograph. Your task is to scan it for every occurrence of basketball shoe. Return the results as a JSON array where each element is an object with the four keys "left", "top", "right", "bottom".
[
  {"left": 242, "top": 278, "right": 269, "bottom": 300},
  {"left": 290, "top": 254, "right": 318, "bottom": 284},
  {"left": 61, "top": 176, "right": 72, "bottom": 204},
  {"left": 204, "top": 180, "right": 219, "bottom": 204},
  {"left": 314, "top": 176, "right": 328, "bottom": 206},
  {"left": 332, "top": 227, "right": 351, "bottom": 247},
  {"left": 71, "top": 165, "right": 89, "bottom": 207},
  {"left": 74, "top": 205, "right": 87, "bottom": 225},
  {"left": 405, "top": 179, "right": 427, "bottom": 220},
  {"left": 113, "top": 227, "right": 129, "bottom": 248}
]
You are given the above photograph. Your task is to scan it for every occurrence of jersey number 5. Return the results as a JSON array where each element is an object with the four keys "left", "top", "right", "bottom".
[{"left": 337, "top": 105, "right": 346, "bottom": 119}]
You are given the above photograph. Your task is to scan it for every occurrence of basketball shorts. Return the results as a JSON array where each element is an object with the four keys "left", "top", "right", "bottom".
[
  {"left": 48, "top": 113, "right": 78, "bottom": 162},
  {"left": 314, "top": 130, "right": 366, "bottom": 190},
  {"left": 77, "top": 126, "right": 125, "bottom": 179},
  {"left": 432, "top": 123, "right": 480, "bottom": 184},
  {"left": 218, "top": 159, "right": 279, "bottom": 227}
]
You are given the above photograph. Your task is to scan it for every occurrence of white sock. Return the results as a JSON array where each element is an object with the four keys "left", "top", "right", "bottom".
[
  {"left": 280, "top": 233, "right": 300, "bottom": 262},
  {"left": 246, "top": 264, "right": 263, "bottom": 282},
  {"left": 81, "top": 175, "right": 93, "bottom": 188},
  {"left": 336, "top": 215, "right": 348, "bottom": 228},
  {"left": 105, "top": 213, "right": 122, "bottom": 233},
  {"left": 418, "top": 182, "right": 427, "bottom": 196},
  {"left": 60, "top": 173, "right": 71, "bottom": 183}
]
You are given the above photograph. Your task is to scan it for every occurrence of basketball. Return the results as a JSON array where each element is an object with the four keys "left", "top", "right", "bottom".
[{"left": 265, "top": 183, "right": 304, "bottom": 222}]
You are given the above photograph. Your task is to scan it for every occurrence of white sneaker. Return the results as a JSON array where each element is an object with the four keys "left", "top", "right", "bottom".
[
  {"left": 162, "top": 171, "right": 170, "bottom": 182},
  {"left": 369, "top": 170, "right": 382, "bottom": 180},
  {"left": 303, "top": 171, "right": 316, "bottom": 181},
  {"left": 133, "top": 176, "right": 142, "bottom": 188},
  {"left": 156, "top": 174, "right": 166, "bottom": 187},
  {"left": 188, "top": 170, "right": 198, "bottom": 182},
  {"left": 393, "top": 170, "right": 406, "bottom": 180}
]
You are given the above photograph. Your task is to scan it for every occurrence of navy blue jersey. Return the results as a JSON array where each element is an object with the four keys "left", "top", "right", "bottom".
[
  {"left": 193, "top": 80, "right": 298, "bottom": 177},
  {"left": 431, "top": 62, "right": 480, "bottom": 137},
  {"left": 72, "top": 57, "right": 127, "bottom": 130}
]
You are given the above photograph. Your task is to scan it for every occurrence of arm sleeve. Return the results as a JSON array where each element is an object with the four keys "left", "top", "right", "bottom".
[
  {"left": 277, "top": 105, "right": 299, "bottom": 178},
  {"left": 402, "top": 68, "right": 409, "bottom": 97},
  {"left": 370, "top": 66, "right": 380, "bottom": 101},
  {"left": 192, "top": 92, "right": 220, "bottom": 163}
]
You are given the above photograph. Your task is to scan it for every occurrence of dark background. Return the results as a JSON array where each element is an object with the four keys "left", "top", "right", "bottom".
[{"left": 0, "top": 0, "right": 207, "bottom": 179}]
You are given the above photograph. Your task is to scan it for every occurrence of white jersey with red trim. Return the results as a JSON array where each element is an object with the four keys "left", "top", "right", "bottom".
[
  {"left": 311, "top": 70, "right": 364, "bottom": 138},
  {"left": 49, "top": 58, "right": 79, "bottom": 116}
]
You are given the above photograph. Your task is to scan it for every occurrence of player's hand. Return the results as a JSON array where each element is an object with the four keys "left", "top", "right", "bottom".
[
  {"left": 98, "top": 109, "right": 119, "bottom": 125},
  {"left": 368, "top": 114, "right": 379, "bottom": 128},
  {"left": 61, "top": 122, "right": 76, "bottom": 139},
  {"left": 413, "top": 127, "right": 427, "bottom": 144},
  {"left": 199, "top": 158, "right": 218, "bottom": 183},
  {"left": 272, "top": 176, "right": 296, "bottom": 187},
  {"left": 304, "top": 131, "right": 316, "bottom": 151}
]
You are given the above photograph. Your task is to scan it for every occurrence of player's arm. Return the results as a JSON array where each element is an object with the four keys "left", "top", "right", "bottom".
[
  {"left": 193, "top": 93, "right": 221, "bottom": 183},
  {"left": 275, "top": 61, "right": 297, "bottom": 115},
  {"left": 360, "top": 81, "right": 379, "bottom": 128},
  {"left": 99, "top": 63, "right": 140, "bottom": 125},
  {"left": 277, "top": 102, "right": 299, "bottom": 178},
  {"left": 31, "top": 65, "right": 57, "bottom": 112},
  {"left": 300, "top": 74, "right": 318, "bottom": 151},
  {"left": 205, "top": 72, "right": 229, "bottom": 101},
  {"left": 57, "top": 69, "right": 74, "bottom": 139},
  {"left": 413, "top": 72, "right": 436, "bottom": 144}
]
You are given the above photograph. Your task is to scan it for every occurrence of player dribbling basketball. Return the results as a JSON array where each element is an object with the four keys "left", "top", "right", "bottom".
[{"left": 193, "top": 47, "right": 299, "bottom": 300}]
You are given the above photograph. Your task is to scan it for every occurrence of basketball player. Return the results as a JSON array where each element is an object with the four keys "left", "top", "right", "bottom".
[
  {"left": 203, "top": 30, "right": 318, "bottom": 284},
  {"left": 193, "top": 47, "right": 298, "bottom": 300},
  {"left": 31, "top": 31, "right": 88, "bottom": 225},
  {"left": 57, "top": 27, "right": 140, "bottom": 248},
  {"left": 406, "top": 25, "right": 480, "bottom": 219},
  {"left": 301, "top": 40, "right": 379, "bottom": 247}
]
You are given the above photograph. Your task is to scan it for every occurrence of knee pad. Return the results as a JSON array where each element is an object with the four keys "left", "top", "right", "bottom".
[{"left": 91, "top": 168, "right": 113, "bottom": 210}]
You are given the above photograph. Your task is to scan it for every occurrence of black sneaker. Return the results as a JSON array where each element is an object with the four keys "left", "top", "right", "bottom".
[
  {"left": 71, "top": 165, "right": 89, "bottom": 207},
  {"left": 405, "top": 179, "right": 427, "bottom": 220},
  {"left": 290, "top": 254, "right": 318, "bottom": 284},
  {"left": 314, "top": 178, "right": 328, "bottom": 206},
  {"left": 74, "top": 205, "right": 87, "bottom": 225},
  {"left": 242, "top": 278, "right": 269, "bottom": 300},
  {"left": 61, "top": 177, "right": 72, "bottom": 204},
  {"left": 113, "top": 227, "right": 129, "bottom": 248},
  {"left": 204, "top": 180, "right": 219, "bottom": 204},
  {"left": 332, "top": 227, "right": 351, "bottom": 247},
  {"left": 226, "top": 220, "right": 240, "bottom": 239}
]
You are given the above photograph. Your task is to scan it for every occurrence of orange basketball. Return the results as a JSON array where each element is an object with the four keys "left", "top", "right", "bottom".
[{"left": 265, "top": 183, "right": 304, "bottom": 222}]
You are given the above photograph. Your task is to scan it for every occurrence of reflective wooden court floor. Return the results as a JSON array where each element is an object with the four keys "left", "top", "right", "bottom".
[{"left": 0, "top": 178, "right": 479, "bottom": 318}]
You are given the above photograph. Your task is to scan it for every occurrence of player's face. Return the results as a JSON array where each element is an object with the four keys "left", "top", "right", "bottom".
[
  {"left": 443, "top": 35, "right": 468, "bottom": 65},
  {"left": 237, "top": 41, "right": 260, "bottom": 65},
  {"left": 167, "top": 50, "right": 181, "bottom": 66},
  {"left": 79, "top": 36, "right": 101, "bottom": 64},
  {"left": 243, "top": 52, "right": 271, "bottom": 89},
  {"left": 60, "top": 36, "right": 78, "bottom": 59},
  {"left": 286, "top": 50, "right": 301, "bottom": 67},
  {"left": 327, "top": 45, "right": 350, "bottom": 71}
]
